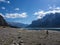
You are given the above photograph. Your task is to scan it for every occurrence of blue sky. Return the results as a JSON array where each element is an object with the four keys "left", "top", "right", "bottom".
[{"left": 0, "top": 0, "right": 60, "bottom": 24}]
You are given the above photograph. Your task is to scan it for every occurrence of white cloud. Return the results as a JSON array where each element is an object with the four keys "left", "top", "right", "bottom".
[
  {"left": 48, "top": 5, "right": 60, "bottom": 10},
  {"left": 5, "top": 12, "right": 27, "bottom": 18},
  {"left": 15, "top": 8, "right": 20, "bottom": 11},
  {"left": 34, "top": 7, "right": 60, "bottom": 19},
  {"left": 34, "top": 10, "right": 45, "bottom": 19},
  {"left": 0, "top": 0, "right": 10, "bottom": 4},
  {"left": 1, "top": 7, "right": 5, "bottom": 10},
  {"left": 7, "top": 1, "right": 10, "bottom": 3},
  {"left": 49, "top": 6, "right": 53, "bottom": 10},
  {"left": 0, "top": 0, "right": 5, "bottom": 2}
]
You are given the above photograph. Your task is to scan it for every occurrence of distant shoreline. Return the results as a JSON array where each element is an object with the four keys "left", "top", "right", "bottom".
[{"left": 19, "top": 28, "right": 60, "bottom": 31}]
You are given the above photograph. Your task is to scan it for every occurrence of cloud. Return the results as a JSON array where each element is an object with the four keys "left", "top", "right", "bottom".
[
  {"left": 34, "top": 10, "right": 45, "bottom": 19},
  {"left": 0, "top": 0, "right": 5, "bottom": 2},
  {"left": 5, "top": 12, "right": 27, "bottom": 18},
  {"left": 1, "top": 7, "right": 5, "bottom": 10},
  {"left": 34, "top": 7, "right": 60, "bottom": 19},
  {"left": 0, "top": 0, "right": 10, "bottom": 4},
  {"left": 49, "top": 5, "right": 60, "bottom": 10},
  {"left": 7, "top": 1, "right": 10, "bottom": 3},
  {"left": 15, "top": 8, "right": 20, "bottom": 11}
]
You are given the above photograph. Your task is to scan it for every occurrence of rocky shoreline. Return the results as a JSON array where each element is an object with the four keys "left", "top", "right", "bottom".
[{"left": 0, "top": 27, "right": 60, "bottom": 45}]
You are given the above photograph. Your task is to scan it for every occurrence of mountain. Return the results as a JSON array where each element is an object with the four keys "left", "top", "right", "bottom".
[
  {"left": 28, "top": 13, "right": 60, "bottom": 28},
  {"left": 8, "top": 22, "right": 28, "bottom": 28},
  {"left": 0, "top": 15, "right": 8, "bottom": 26},
  {"left": 0, "top": 15, "right": 28, "bottom": 28}
]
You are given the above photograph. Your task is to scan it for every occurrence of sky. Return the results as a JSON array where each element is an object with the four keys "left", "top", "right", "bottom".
[{"left": 0, "top": 0, "right": 60, "bottom": 24}]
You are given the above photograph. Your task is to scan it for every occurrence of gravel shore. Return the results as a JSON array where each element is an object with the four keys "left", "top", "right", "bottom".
[{"left": 0, "top": 27, "right": 60, "bottom": 45}]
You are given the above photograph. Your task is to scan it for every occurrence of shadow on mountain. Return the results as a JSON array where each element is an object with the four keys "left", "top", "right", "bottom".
[
  {"left": 0, "top": 15, "right": 8, "bottom": 27},
  {"left": 28, "top": 13, "right": 60, "bottom": 28}
]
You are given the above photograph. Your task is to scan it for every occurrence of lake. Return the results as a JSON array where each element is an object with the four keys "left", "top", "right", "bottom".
[{"left": 20, "top": 28, "right": 60, "bottom": 31}]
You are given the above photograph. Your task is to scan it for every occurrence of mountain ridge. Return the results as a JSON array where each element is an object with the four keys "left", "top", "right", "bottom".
[
  {"left": 28, "top": 13, "right": 60, "bottom": 28},
  {"left": 8, "top": 22, "right": 28, "bottom": 28}
]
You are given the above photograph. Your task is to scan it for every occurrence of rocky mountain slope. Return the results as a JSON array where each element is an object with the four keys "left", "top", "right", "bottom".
[
  {"left": 28, "top": 13, "right": 60, "bottom": 28},
  {"left": 0, "top": 15, "right": 8, "bottom": 26}
]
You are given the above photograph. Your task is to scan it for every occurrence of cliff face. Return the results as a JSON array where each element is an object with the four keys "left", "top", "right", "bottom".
[
  {"left": 28, "top": 13, "right": 60, "bottom": 28},
  {"left": 0, "top": 15, "right": 8, "bottom": 26}
]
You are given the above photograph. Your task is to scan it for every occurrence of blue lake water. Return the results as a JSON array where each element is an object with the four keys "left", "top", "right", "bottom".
[{"left": 21, "top": 28, "right": 60, "bottom": 31}]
